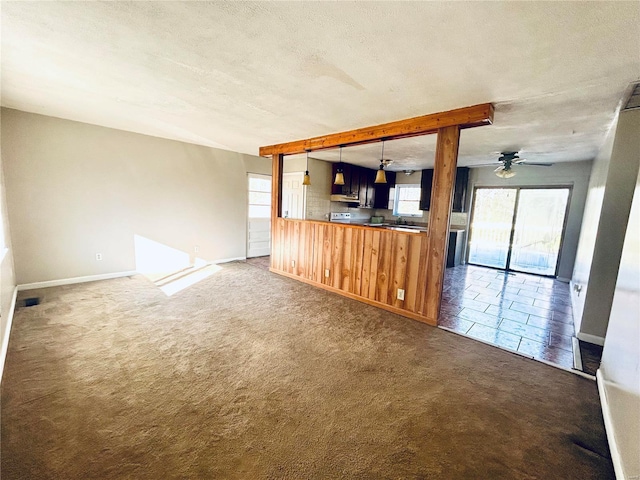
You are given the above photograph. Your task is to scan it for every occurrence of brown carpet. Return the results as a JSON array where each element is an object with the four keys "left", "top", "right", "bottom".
[{"left": 1, "top": 262, "right": 613, "bottom": 479}]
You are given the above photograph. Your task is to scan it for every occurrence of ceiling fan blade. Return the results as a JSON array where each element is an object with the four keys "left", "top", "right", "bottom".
[
  {"left": 522, "top": 162, "right": 553, "bottom": 166},
  {"left": 473, "top": 163, "right": 502, "bottom": 167}
]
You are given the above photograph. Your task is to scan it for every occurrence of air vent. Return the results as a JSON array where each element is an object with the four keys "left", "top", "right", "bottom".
[
  {"left": 623, "top": 83, "right": 640, "bottom": 111},
  {"left": 23, "top": 297, "right": 40, "bottom": 307}
]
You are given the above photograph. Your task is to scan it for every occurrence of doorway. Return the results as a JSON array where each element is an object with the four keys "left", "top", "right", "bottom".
[
  {"left": 247, "top": 174, "right": 271, "bottom": 258},
  {"left": 282, "top": 172, "right": 305, "bottom": 219},
  {"left": 467, "top": 187, "right": 571, "bottom": 276}
]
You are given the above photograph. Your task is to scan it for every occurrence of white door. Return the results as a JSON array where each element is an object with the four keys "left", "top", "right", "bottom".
[
  {"left": 282, "top": 172, "right": 305, "bottom": 219},
  {"left": 247, "top": 174, "right": 271, "bottom": 258}
]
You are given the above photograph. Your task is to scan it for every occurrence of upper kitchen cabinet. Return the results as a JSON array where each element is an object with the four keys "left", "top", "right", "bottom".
[
  {"left": 419, "top": 167, "right": 469, "bottom": 212},
  {"left": 358, "top": 168, "right": 376, "bottom": 208},
  {"left": 373, "top": 171, "right": 396, "bottom": 209},
  {"left": 452, "top": 167, "right": 469, "bottom": 212},
  {"left": 419, "top": 169, "right": 434, "bottom": 211}
]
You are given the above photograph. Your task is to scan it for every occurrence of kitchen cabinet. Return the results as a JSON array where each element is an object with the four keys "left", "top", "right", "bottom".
[
  {"left": 452, "top": 167, "right": 469, "bottom": 213},
  {"left": 447, "top": 229, "right": 466, "bottom": 268},
  {"left": 331, "top": 163, "right": 393, "bottom": 208},
  {"left": 419, "top": 167, "right": 468, "bottom": 212},
  {"left": 373, "top": 171, "right": 396, "bottom": 209},
  {"left": 419, "top": 169, "right": 434, "bottom": 211},
  {"left": 358, "top": 168, "right": 376, "bottom": 208}
]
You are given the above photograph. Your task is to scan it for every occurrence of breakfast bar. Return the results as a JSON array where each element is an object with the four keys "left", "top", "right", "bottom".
[{"left": 261, "top": 103, "right": 494, "bottom": 326}]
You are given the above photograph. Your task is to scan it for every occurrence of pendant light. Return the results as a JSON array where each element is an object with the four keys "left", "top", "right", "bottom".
[
  {"left": 302, "top": 150, "right": 311, "bottom": 186},
  {"left": 374, "top": 140, "right": 387, "bottom": 184},
  {"left": 334, "top": 146, "right": 345, "bottom": 185}
]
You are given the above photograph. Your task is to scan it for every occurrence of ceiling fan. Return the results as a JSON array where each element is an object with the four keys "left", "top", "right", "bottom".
[{"left": 476, "top": 152, "right": 553, "bottom": 178}]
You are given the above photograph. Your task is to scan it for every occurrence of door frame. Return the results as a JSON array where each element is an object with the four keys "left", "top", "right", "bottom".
[{"left": 466, "top": 184, "right": 573, "bottom": 277}]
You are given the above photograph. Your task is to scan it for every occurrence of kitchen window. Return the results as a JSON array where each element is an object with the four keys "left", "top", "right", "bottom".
[{"left": 393, "top": 184, "right": 423, "bottom": 217}]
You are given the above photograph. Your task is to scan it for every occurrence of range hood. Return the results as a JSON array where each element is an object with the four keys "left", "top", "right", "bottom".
[{"left": 330, "top": 193, "right": 359, "bottom": 203}]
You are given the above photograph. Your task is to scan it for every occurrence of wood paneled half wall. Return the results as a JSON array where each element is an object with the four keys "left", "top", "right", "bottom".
[
  {"left": 262, "top": 103, "right": 493, "bottom": 326},
  {"left": 271, "top": 219, "right": 433, "bottom": 324}
]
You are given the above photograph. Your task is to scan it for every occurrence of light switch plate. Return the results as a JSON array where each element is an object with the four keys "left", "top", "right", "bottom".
[{"left": 397, "top": 288, "right": 405, "bottom": 300}]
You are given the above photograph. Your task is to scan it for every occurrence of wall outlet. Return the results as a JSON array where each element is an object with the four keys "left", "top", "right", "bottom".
[
  {"left": 194, "top": 245, "right": 199, "bottom": 253},
  {"left": 95, "top": 253, "right": 103, "bottom": 261},
  {"left": 291, "top": 260, "right": 296, "bottom": 268},
  {"left": 397, "top": 288, "right": 405, "bottom": 301},
  {"left": 325, "top": 269, "right": 330, "bottom": 278}
]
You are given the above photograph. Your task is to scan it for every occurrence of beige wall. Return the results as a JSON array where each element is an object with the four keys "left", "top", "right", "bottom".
[
  {"left": 1, "top": 108, "right": 269, "bottom": 285},
  {"left": 468, "top": 160, "right": 592, "bottom": 280},
  {"left": 1, "top": 115, "right": 18, "bottom": 381},
  {"left": 1, "top": 149, "right": 17, "bottom": 361},
  {"left": 572, "top": 109, "right": 640, "bottom": 341},
  {"left": 570, "top": 125, "right": 615, "bottom": 334},
  {"left": 598, "top": 156, "right": 640, "bottom": 479}
]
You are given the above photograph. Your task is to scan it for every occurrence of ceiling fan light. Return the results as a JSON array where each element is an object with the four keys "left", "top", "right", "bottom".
[{"left": 495, "top": 168, "right": 516, "bottom": 179}]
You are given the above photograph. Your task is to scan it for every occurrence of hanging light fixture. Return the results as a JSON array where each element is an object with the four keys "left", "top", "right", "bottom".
[
  {"left": 303, "top": 150, "right": 311, "bottom": 186},
  {"left": 374, "top": 140, "right": 387, "bottom": 184},
  {"left": 495, "top": 165, "right": 516, "bottom": 179},
  {"left": 334, "top": 146, "right": 345, "bottom": 185}
]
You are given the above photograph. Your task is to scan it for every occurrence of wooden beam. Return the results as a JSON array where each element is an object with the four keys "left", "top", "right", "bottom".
[
  {"left": 259, "top": 103, "right": 492, "bottom": 156},
  {"left": 270, "top": 154, "right": 283, "bottom": 267},
  {"left": 424, "top": 126, "right": 460, "bottom": 324}
]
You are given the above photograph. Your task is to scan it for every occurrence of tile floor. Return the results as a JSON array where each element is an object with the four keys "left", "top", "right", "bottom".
[{"left": 440, "top": 264, "right": 575, "bottom": 369}]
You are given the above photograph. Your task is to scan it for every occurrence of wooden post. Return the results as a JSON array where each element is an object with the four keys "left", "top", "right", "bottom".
[
  {"left": 424, "top": 126, "right": 460, "bottom": 325},
  {"left": 271, "top": 153, "right": 284, "bottom": 268}
]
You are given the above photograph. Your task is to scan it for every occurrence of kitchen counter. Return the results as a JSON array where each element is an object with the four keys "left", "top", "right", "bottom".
[{"left": 322, "top": 219, "right": 428, "bottom": 235}]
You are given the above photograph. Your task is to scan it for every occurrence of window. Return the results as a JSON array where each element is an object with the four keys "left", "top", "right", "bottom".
[
  {"left": 248, "top": 175, "right": 271, "bottom": 218},
  {"left": 393, "top": 184, "right": 423, "bottom": 217}
]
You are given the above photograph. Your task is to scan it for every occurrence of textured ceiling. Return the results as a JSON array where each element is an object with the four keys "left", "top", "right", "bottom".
[{"left": 2, "top": 2, "right": 639, "bottom": 170}]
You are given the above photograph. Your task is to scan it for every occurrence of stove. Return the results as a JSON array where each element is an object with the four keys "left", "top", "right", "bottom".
[{"left": 330, "top": 212, "right": 352, "bottom": 223}]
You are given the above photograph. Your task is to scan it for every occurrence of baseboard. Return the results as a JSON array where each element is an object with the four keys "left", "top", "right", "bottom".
[
  {"left": 572, "top": 336, "right": 583, "bottom": 371},
  {"left": 213, "top": 256, "right": 246, "bottom": 264},
  {"left": 17, "top": 270, "right": 138, "bottom": 291},
  {"left": 597, "top": 369, "right": 625, "bottom": 480},
  {"left": 577, "top": 332, "right": 605, "bottom": 346},
  {"left": 0, "top": 286, "right": 18, "bottom": 384}
]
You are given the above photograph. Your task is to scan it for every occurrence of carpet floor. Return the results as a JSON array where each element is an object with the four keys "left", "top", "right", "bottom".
[{"left": 1, "top": 262, "right": 613, "bottom": 479}]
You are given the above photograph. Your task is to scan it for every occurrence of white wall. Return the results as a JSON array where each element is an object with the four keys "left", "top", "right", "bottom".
[
  {"left": 572, "top": 109, "right": 640, "bottom": 342},
  {"left": 598, "top": 154, "right": 640, "bottom": 480},
  {"left": 571, "top": 125, "right": 615, "bottom": 335},
  {"left": 468, "top": 160, "right": 592, "bottom": 280},
  {"left": 0, "top": 116, "right": 18, "bottom": 382},
  {"left": 1, "top": 108, "right": 270, "bottom": 285}
]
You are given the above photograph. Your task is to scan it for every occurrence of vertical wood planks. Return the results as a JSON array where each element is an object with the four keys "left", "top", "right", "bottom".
[
  {"left": 424, "top": 126, "right": 460, "bottom": 324},
  {"left": 270, "top": 219, "right": 432, "bottom": 323},
  {"left": 391, "top": 233, "right": 409, "bottom": 309}
]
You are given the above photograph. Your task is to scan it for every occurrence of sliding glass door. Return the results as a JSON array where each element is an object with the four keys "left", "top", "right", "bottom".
[
  {"left": 467, "top": 189, "right": 517, "bottom": 269},
  {"left": 467, "top": 187, "right": 570, "bottom": 276}
]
